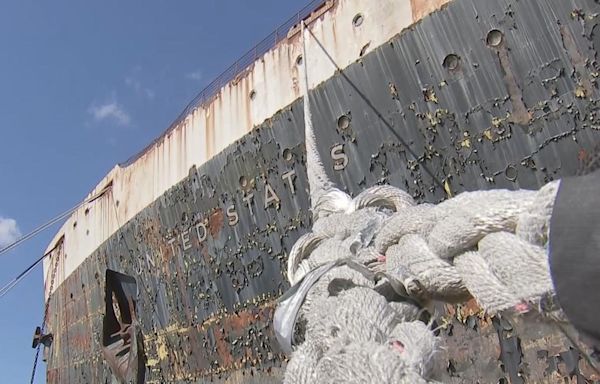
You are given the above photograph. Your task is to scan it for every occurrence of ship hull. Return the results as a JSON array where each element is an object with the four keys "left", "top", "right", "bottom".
[{"left": 47, "top": 0, "right": 600, "bottom": 382}]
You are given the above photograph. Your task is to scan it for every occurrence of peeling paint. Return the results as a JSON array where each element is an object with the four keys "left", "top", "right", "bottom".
[{"left": 45, "top": 0, "right": 600, "bottom": 382}]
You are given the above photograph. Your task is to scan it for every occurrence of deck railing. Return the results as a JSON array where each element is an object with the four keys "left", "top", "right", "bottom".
[{"left": 122, "top": 0, "right": 328, "bottom": 166}]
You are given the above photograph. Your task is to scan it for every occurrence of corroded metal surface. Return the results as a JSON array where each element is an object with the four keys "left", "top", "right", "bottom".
[
  {"left": 43, "top": 0, "right": 421, "bottom": 281},
  {"left": 46, "top": 0, "right": 600, "bottom": 382},
  {"left": 438, "top": 300, "right": 600, "bottom": 383}
]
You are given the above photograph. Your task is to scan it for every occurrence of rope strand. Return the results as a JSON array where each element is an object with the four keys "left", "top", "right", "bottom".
[{"left": 277, "top": 180, "right": 585, "bottom": 382}]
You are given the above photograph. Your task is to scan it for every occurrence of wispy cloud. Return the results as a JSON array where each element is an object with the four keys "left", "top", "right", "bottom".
[
  {"left": 89, "top": 101, "right": 131, "bottom": 126},
  {"left": 185, "top": 69, "right": 203, "bottom": 82},
  {"left": 125, "top": 76, "right": 155, "bottom": 100},
  {"left": 0, "top": 217, "right": 20, "bottom": 248}
]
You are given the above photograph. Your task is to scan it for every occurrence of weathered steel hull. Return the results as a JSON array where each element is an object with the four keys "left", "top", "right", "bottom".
[{"left": 47, "top": 0, "right": 600, "bottom": 382}]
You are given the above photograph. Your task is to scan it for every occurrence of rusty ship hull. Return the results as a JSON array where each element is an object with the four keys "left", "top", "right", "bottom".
[{"left": 44, "top": 0, "right": 600, "bottom": 382}]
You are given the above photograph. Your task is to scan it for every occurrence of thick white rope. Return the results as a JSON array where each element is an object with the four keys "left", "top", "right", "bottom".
[
  {"left": 280, "top": 181, "right": 563, "bottom": 383},
  {"left": 300, "top": 20, "right": 352, "bottom": 220},
  {"left": 283, "top": 18, "right": 564, "bottom": 384}
]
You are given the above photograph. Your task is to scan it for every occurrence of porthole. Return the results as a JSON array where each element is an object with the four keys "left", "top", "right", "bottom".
[
  {"left": 442, "top": 54, "right": 460, "bottom": 71},
  {"left": 486, "top": 29, "right": 504, "bottom": 47},
  {"left": 352, "top": 13, "right": 364, "bottom": 27},
  {"left": 337, "top": 114, "right": 351, "bottom": 130},
  {"left": 505, "top": 165, "right": 518, "bottom": 181}
]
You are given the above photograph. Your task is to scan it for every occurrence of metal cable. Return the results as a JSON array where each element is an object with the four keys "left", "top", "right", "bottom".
[
  {"left": 0, "top": 186, "right": 111, "bottom": 300},
  {"left": 0, "top": 186, "right": 111, "bottom": 257},
  {"left": 304, "top": 27, "right": 447, "bottom": 193},
  {"left": 29, "top": 249, "right": 60, "bottom": 384},
  {"left": 0, "top": 187, "right": 111, "bottom": 382},
  {"left": 0, "top": 244, "right": 59, "bottom": 299}
]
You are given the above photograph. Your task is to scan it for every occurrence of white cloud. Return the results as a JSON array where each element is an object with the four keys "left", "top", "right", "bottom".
[
  {"left": 186, "top": 69, "right": 203, "bottom": 81},
  {"left": 89, "top": 101, "right": 131, "bottom": 126},
  {"left": 125, "top": 76, "right": 155, "bottom": 100},
  {"left": 0, "top": 217, "right": 20, "bottom": 248}
]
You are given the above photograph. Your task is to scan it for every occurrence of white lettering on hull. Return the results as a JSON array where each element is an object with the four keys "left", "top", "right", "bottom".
[{"left": 165, "top": 146, "right": 349, "bottom": 254}]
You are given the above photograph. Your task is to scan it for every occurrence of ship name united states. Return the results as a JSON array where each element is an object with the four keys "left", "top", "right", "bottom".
[{"left": 164, "top": 144, "right": 348, "bottom": 254}]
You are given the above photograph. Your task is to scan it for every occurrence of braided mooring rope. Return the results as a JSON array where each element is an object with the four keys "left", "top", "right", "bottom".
[{"left": 278, "top": 180, "right": 564, "bottom": 383}]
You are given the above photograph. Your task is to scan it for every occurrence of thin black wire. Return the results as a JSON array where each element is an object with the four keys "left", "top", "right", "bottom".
[
  {"left": 29, "top": 249, "right": 60, "bottom": 384},
  {"left": 0, "top": 187, "right": 111, "bottom": 257},
  {"left": 0, "top": 208, "right": 74, "bottom": 256},
  {"left": 0, "top": 187, "right": 110, "bottom": 299},
  {"left": 305, "top": 27, "right": 446, "bottom": 192},
  {"left": 29, "top": 344, "right": 42, "bottom": 384},
  {"left": 0, "top": 249, "right": 51, "bottom": 298},
  {"left": 23, "top": 189, "right": 111, "bottom": 381}
]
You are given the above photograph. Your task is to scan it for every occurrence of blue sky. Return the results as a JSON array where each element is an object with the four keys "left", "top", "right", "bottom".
[{"left": 0, "top": 1, "right": 304, "bottom": 381}]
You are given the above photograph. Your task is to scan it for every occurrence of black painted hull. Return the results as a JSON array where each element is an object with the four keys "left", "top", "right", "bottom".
[{"left": 47, "top": 0, "right": 600, "bottom": 382}]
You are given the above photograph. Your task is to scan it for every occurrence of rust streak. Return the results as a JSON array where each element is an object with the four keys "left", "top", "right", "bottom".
[
  {"left": 214, "top": 327, "right": 235, "bottom": 367},
  {"left": 560, "top": 25, "right": 594, "bottom": 98},
  {"left": 208, "top": 208, "right": 225, "bottom": 238},
  {"left": 205, "top": 103, "right": 215, "bottom": 158},
  {"left": 496, "top": 44, "right": 532, "bottom": 125}
]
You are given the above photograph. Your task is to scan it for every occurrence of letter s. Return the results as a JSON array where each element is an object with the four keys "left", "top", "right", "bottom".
[
  {"left": 331, "top": 144, "right": 348, "bottom": 171},
  {"left": 227, "top": 204, "right": 239, "bottom": 226}
]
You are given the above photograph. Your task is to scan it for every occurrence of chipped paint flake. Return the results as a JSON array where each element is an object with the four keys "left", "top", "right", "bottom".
[{"left": 575, "top": 85, "right": 588, "bottom": 98}]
